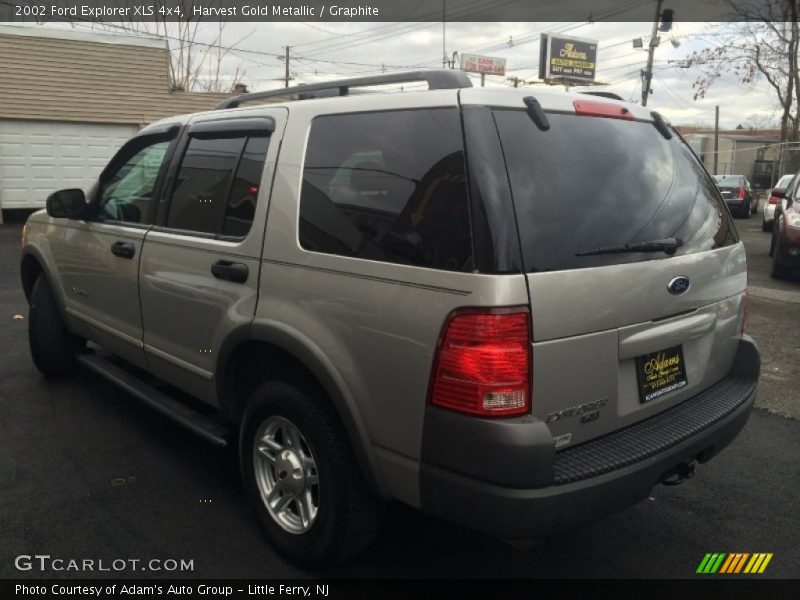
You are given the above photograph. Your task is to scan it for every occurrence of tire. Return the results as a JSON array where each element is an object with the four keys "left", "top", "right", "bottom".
[
  {"left": 771, "top": 241, "right": 792, "bottom": 279},
  {"left": 769, "top": 222, "right": 779, "bottom": 257},
  {"left": 240, "top": 381, "right": 384, "bottom": 567},
  {"left": 762, "top": 218, "right": 772, "bottom": 232},
  {"left": 28, "top": 275, "right": 83, "bottom": 377}
]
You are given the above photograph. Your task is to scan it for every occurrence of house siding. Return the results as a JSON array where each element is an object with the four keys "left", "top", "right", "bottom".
[{"left": 0, "top": 29, "right": 230, "bottom": 126}]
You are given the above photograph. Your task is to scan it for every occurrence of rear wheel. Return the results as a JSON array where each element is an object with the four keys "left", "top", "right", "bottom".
[
  {"left": 240, "top": 381, "right": 384, "bottom": 567},
  {"left": 28, "top": 275, "right": 83, "bottom": 377},
  {"left": 762, "top": 218, "right": 772, "bottom": 232}
]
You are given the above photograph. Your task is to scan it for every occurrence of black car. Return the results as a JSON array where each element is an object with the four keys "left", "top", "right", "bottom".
[{"left": 714, "top": 174, "right": 755, "bottom": 218}]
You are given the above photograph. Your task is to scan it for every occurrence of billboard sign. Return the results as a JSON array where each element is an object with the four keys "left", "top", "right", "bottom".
[
  {"left": 460, "top": 53, "right": 507, "bottom": 76},
  {"left": 539, "top": 33, "right": 598, "bottom": 83}
]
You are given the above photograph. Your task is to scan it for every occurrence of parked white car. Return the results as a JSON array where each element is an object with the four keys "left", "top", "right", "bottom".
[{"left": 763, "top": 173, "right": 797, "bottom": 232}]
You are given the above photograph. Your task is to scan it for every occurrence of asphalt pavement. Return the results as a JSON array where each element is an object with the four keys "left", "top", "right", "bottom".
[{"left": 0, "top": 210, "right": 798, "bottom": 579}]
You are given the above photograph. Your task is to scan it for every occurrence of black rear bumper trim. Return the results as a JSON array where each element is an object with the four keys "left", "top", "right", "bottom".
[{"left": 554, "top": 375, "right": 756, "bottom": 485}]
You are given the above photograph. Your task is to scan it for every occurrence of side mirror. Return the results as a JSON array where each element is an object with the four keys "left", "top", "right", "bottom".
[{"left": 46, "top": 189, "right": 88, "bottom": 219}]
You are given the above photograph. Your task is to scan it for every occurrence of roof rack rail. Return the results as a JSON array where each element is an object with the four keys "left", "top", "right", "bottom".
[
  {"left": 214, "top": 69, "right": 472, "bottom": 110},
  {"left": 579, "top": 91, "right": 624, "bottom": 101}
]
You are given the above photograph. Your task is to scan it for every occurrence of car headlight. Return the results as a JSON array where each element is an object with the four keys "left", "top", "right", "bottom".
[{"left": 786, "top": 214, "right": 800, "bottom": 228}]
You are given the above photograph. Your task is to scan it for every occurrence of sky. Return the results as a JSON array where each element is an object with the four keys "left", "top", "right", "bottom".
[{"left": 19, "top": 19, "right": 783, "bottom": 130}]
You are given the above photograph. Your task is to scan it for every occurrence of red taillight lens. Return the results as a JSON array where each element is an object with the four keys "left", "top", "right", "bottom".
[
  {"left": 769, "top": 195, "right": 780, "bottom": 205},
  {"left": 738, "top": 186, "right": 746, "bottom": 199},
  {"left": 430, "top": 308, "right": 531, "bottom": 417}
]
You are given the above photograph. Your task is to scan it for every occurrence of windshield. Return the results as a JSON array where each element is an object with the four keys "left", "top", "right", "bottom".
[{"left": 493, "top": 111, "right": 738, "bottom": 272}]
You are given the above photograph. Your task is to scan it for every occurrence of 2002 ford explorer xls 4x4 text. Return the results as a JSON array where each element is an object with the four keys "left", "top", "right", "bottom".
[{"left": 20, "top": 70, "right": 760, "bottom": 566}]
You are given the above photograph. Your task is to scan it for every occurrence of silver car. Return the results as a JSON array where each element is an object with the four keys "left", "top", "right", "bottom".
[{"left": 21, "top": 71, "right": 759, "bottom": 566}]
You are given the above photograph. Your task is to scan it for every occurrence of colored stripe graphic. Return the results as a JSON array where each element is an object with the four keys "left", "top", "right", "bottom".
[
  {"left": 710, "top": 553, "right": 726, "bottom": 573},
  {"left": 697, "top": 553, "right": 727, "bottom": 573},
  {"left": 699, "top": 552, "right": 772, "bottom": 574},
  {"left": 758, "top": 554, "right": 773, "bottom": 573},
  {"left": 719, "top": 554, "right": 736, "bottom": 574},
  {"left": 733, "top": 553, "right": 750, "bottom": 573},
  {"left": 696, "top": 554, "right": 713, "bottom": 573}
]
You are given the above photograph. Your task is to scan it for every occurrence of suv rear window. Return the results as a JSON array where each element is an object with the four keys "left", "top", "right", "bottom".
[
  {"left": 299, "top": 108, "right": 473, "bottom": 272},
  {"left": 493, "top": 111, "right": 737, "bottom": 272}
]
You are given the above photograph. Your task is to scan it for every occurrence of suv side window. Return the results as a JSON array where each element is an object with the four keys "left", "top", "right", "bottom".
[
  {"left": 97, "top": 139, "right": 171, "bottom": 224},
  {"left": 167, "top": 134, "right": 269, "bottom": 237},
  {"left": 299, "top": 108, "right": 473, "bottom": 272}
]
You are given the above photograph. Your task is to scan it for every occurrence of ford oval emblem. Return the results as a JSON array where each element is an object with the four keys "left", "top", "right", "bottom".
[{"left": 667, "top": 276, "right": 691, "bottom": 295}]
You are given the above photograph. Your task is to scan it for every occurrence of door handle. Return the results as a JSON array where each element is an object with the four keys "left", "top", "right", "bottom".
[
  {"left": 211, "top": 260, "right": 248, "bottom": 284},
  {"left": 111, "top": 241, "right": 135, "bottom": 259}
]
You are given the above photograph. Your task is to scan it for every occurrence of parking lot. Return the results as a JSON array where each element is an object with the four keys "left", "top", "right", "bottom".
[{"left": 0, "top": 210, "right": 798, "bottom": 579}]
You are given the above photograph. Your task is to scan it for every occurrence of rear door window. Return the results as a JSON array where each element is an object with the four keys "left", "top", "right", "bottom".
[
  {"left": 493, "top": 111, "right": 737, "bottom": 272},
  {"left": 299, "top": 108, "right": 473, "bottom": 272}
]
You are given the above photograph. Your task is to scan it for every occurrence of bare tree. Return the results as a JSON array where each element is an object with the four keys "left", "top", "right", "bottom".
[{"left": 684, "top": 0, "right": 800, "bottom": 149}]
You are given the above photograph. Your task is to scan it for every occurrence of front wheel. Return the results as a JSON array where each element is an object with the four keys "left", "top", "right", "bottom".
[
  {"left": 240, "top": 381, "right": 384, "bottom": 567},
  {"left": 28, "top": 275, "right": 84, "bottom": 377}
]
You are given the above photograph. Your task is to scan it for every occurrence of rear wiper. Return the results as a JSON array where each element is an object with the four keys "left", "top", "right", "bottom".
[{"left": 575, "top": 237, "right": 683, "bottom": 257}]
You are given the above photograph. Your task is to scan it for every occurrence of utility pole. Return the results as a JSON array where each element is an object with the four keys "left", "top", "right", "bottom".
[
  {"left": 284, "top": 46, "right": 290, "bottom": 88},
  {"left": 442, "top": 0, "right": 447, "bottom": 68},
  {"left": 641, "top": 0, "right": 664, "bottom": 106},
  {"left": 713, "top": 105, "right": 720, "bottom": 175}
]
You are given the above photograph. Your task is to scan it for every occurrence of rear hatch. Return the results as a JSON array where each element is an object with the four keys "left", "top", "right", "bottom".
[{"left": 492, "top": 104, "right": 747, "bottom": 447}]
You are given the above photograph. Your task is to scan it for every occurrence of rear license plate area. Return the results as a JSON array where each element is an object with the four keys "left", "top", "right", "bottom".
[{"left": 635, "top": 345, "right": 688, "bottom": 404}]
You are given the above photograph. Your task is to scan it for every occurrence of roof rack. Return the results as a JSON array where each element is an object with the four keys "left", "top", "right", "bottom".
[{"left": 214, "top": 70, "right": 472, "bottom": 110}]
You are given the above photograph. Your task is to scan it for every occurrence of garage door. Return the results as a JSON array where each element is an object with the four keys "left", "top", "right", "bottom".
[{"left": 0, "top": 120, "right": 138, "bottom": 210}]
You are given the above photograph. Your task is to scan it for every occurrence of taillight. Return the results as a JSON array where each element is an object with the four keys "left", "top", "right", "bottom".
[
  {"left": 740, "top": 288, "right": 749, "bottom": 334},
  {"left": 430, "top": 308, "right": 531, "bottom": 417},
  {"left": 769, "top": 195, "right": 780, "bottom": 205},
  {"left": 738, "top": 186, "right": 746, "bottom": 199}
]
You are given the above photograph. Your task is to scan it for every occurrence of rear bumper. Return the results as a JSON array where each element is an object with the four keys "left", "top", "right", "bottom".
[
  {"left": 763, "top": 204, "right": 776, "bottom": 222},
  {"left": 420, "top": 336, "right": 759, "bottom": 539},
  {"left": 724, "top": 198, "right": 749, "bottom": 213}
]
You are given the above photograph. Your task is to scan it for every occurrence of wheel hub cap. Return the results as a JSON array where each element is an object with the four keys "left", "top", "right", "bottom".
[{"left": 253, "top": 416, "right": 320, "bottom": 535}]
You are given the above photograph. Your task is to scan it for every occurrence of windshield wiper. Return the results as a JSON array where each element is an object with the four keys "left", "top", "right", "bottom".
[{"left": 575, "top": 237, "right": 683, "bottom": 257}]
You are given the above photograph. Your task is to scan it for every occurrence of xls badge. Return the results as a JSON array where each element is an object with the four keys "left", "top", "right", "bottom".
[{"left": 545, "top": 398, "right": 608, "bottom": 423}]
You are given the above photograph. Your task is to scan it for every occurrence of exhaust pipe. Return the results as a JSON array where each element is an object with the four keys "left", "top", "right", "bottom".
[{"left": 660, "top": 461, "right": 696, "bottom": 486}]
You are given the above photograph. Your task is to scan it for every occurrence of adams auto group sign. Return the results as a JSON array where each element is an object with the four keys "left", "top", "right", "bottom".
[{"left": 539, "top": 33, "right": 598, "bottom": 83}]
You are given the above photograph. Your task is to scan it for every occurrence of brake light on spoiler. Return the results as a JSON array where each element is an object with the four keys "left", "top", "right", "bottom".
[{"left": 573, "top": 99, "right": 635, "bottom": 120}]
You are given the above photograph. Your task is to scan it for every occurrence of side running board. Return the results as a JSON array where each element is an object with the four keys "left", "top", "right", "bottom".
[{"left": 77, "top": 353, "right": 229, "bottom": 447}]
